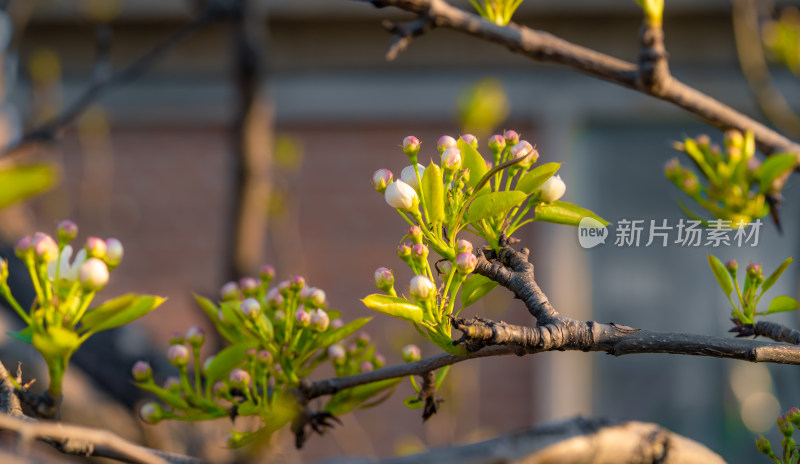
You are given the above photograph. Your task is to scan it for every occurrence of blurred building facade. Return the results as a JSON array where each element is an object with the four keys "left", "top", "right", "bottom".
[{"left": 1, "top": 0, "right": 799, "bottom": 462}]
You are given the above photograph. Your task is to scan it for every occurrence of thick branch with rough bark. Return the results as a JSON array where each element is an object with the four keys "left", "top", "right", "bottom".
[
  {"left": 365, "top": 0, "right": 800, "bottom": 156},
  {"left": 325, "top": 417, "right": 726, "bottom": 464}
]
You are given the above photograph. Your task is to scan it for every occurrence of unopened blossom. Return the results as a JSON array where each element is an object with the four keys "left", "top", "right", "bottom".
[
  {"left": 360, "top": 361, "right": 374, "bottom": 372},
  {"left": 79, "top": 258, "right": 109, "bottom": 291},
  {"left": 164, "top": 377, "right": 181, "bottom": 391},
  {"left": 85, "top": 236, "right": 107, "bottom": 259},
  {"left": 510, "top": 141, "right": 536, "bottom": 167},
  {"left": 239, "top": 277, "right": 259, "bottom": 296},
  {"left": 295, "top": 307, "right": 311, "bottom": 327},
  {"left": 330, "top": 318, "right": 344, "bottom": 330},
  {"left": 139, "top": 402, "right": 163, "bottom": 424},
  {"left": 455, "top": 252, "right": 477, "bottom": 274},
  {"left": 409, "top": 275, "right": 435, "bottom": 300},
  {"left": 32, "top": 233, "right": 58, "bottom": 263},
  {"left": 400, "top": 164, "right": 425, "bottom": 189},
  {"left": 402, "top": 136, "right": 421, "bottom": 163},
  {"left": 258, "top": 350, "right": 272, "bottom": 365},
  {"left": 240, "top": 298, "right": 262, "bottom": 318},
  {"left": 540, "top": 175, "right": 566, "bottom": 202},
  {"left": 456, "top": 239, "right": 473, "bottom": 254},
  {"left": 503, "top": 129, "right": 520, "bottom": 145},
  {"left": 328, "top": 344, "right": 346, "bottom": 362},
  {"left": 408, "top": 225, "right": 423, "bottom": 244},
  {"left": 460, "top": 134, "right": 478, "bottom": 148},
  {"left": 167, "top": 344, "right": 190, "bottom": 367},
  {"left": 437, "top": 135, "right": 457, "bottom": 153},
  {"left": 384, "top": 180, "right": 419, "bottom": 211},
  {"left": 488, "top": 134, "right": 506, "bottom": 153},
  {"left": 105, "top": 238, "right": 124, "bottom": 267},
  {"left": 131, "top": 361, "right": 152, "bottom": 382},
  {"left": 310, "top": 309, "right": 330, "bottom": 331},
  {"left": 402, "top": 344, "right": 421, "bottom": 363},
  {"left": 307, "top": 287, "right": 327, "bottom": 308},
  {"left": 57, "top": 220, "right": 78, "bottom": 243},
  {"left": 220, "top": 281, "right": 239, "bottom": 300},
  {"left": 229, "top": 369, "right": 251, "bottom": 389},
  {"left": 372, "top": 168, "right": 393, "bottom": 193},
  {"left": 441, "top": 147, "right": 462, "bottom": 172},
  {"left": 260, "top": 264, "right": 275, "bottom": 281},
  {"left": 265, "top": 287, "right": 284, "bottom": 307},
  {"left": 14, "top": 236, "right": 32, "bottom": 258},
  {"left": 374, "top": 267, "right": 394, "bottom": 291},
  {"left": 185, "top": 326, "right": 205, "bottom": 347}
]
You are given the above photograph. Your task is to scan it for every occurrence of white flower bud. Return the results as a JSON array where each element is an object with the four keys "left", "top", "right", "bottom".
[
  {"left": 79, "top": 258, "right": 109, "bottom": 291},
  {"left": 437, "top": 135, "right": 457, "bottom": 153},
  {"left": 400, "top": 164, "right": 425, "bottom": 189},
  {"left": 105, "top": 238, "right": 124, "bottom": 266},
  {"left": 384, "top": 180, "right": 419, "bottom": 211},
  {"left": 409, "top": 275, "right": 435, "bottom": 300},
  {"left": 539, "top": 175, "right": 566, "bottom": 202},
  {"left": 441, "top": 147, "right": 462, "bottom": 172}
]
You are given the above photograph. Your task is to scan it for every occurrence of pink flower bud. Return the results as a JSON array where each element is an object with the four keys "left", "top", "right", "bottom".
[
  {"left": 455, "top": 252, "right": 477, "bottom": 274},
  {"left": 220, "top": 281, "right": 240, "bottom": 300},
  {"left": 397, "top": 243, "right": 412, "bottom": 259},
  {"left": 240, "top": 297, "right": 261, "bottom": 318},
  {"left": 384, "top": 180, "right": 419, "bottom": 211},
  {"left": 347, "top": 343, "right": 359, "bottom": 355},
  {"left": 441, "top": 147, "right": 462, "bottom": 172},
  {"left": 105, "top": 238, "right": 124, "bottom": 266},
  {"left": 373, "top": 353, "right": 386, "bottom": 368},
  {"left": 437, "top": 135, "right": 457, "bottom": 153},
  {"left": 167, "top": 344, "right": 190, "bottom": 367},
  {"left": 360, "top": 361, "right": 374, "bottom": 372},
  {"left": 307, "top": 288, "right": 327, "bottom": 308},
  {"left": 460, "top": 134, "right": 478, "bottom": 148},
  {"left": 330, "top": 318, "right": 344, "bottom": 330},
  {"left": 164, "top": 376, "right": 181, "bottom": 392},
  {"left": 139, "top": 402, "right": 163, "bottom": 424},
  {"left": 79, "top": 258, "right": 109, "bottom": 291},
  {"left": 357, "top": 331, "right": 371, "bottom": 345},
  {"left": 510, "top": 141, "right": 534, "bottom": 165},
  {"left": 488, "top": 134, "right": 506, "bottom": 153},
  {"left": 229, "top": 369, "right": 250, "bottom": 389},
  {"left": 32, "top": 233, "right": 58, "bottom": 263},
  {"left": 295, "top": 307, "right": 311, "bottom": 327},
  {"left": 277, "top": 279, "right": 292, "bottom": 296},
  {"left": 213, "top": 381, "right": 228, "bottom": 397},
  {"left": 408, "top": 225, "right": 423, "bottom": 244},
  {"left": 540, "top": 175, "right": 566, "bottom": 202},
  {"left": 185, "top": 326, "right": 205, "bottom": 348},
  {"left": 402, "top": 136, "right": 421, "bottom": 157},
  {"left": 14, "top": 236, "right": 32, "bottom": 259},
  {"left": 409, "top": 275, "right": 435, "bottom": 300},
  {"left": 265, "top": 288, "right": 284, "bottom": 308},
  {"left": 402, "top": 344, "right": 421, "bottom": 363},
  {"left": 372, "top": 168, "right": 393, "bottom": 193},
  {"left": 57, "top": 220, "right": 78, "bottom": 243},
  {"left": 503, "top": 129, "right": 520, "bottom": 145},
  {"left": 259, "top": 264, "right": 275, "bottom": 282},
  {"left": 328, "top": 344, "right": 346, "bottom": 362},
  {"left": 245, "top": 348, "right": 257, "bottom": 360},
  {"left": 374, "top": 267, "right": 394, "bottom": 290},
  {"left": 85, "top": 236, "right": 107, "bottom": 259},
  {"left": 291, "top": 275, "right": 305, "bottom": 290},
  {"left": 169, "top": 331, "right": 184, "bottom": 345},
  {"left": 131, "top": 361, "right": 152, "bottom": 382},
  {"left": 724, "top": 130, "right": 744, "bottom": 148},
  {"left": 258, "top": 350, "right": 272, "bottom": 364},
  {"left": 411, "top": 243, "right": 429, "bottom": 262},
  {"left": 310, "top": 309, "right": 330, "bottom": 331},
  {"left": 239, "top": 277, "right": 259, "bottom": 297},
  {"left": 400, "top": 164, "right": 425, "bottom": 189},
  {"left": 456, "top": 239, "right": 473, "bottom": 253}
]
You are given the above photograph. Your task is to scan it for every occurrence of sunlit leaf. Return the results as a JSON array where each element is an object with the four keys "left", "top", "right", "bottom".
[
  {"left": 516, "top": 162, "right": 561, "bottom": 195},
  {"left": 458, "top": 139, "right": 489, "bottom": 190},
  {"left": 761, "top": 257, "right": 793, "bottom": 295},
  {"left": 707, "top": 254, "right": 733, "bottom": 297},
  {"left": 534, "top": 201, "right": 608, "bottom": 226},
  {"left": 460, "top": 274, "right": 498, "bottom": 309},
  {"left": 766, "top": 295, "right": 800, "bottom": 314},
  {"left": 757, "top": 153, "right": 797, "bottom": 193},
  {"left": 465, "top": 191, "right": 526, "bottom": 224},
  {"left": 361, "top": 294, "right": 423, "bottom": 323},
  {"left": 0, "top": 163, "right": 60, "bottom": 210},
  {"left": 81, "top": 294, "right": 165, "bottom": 333},
  {"left": 422, "top": 162, "right": 445, "bottom": 224}
]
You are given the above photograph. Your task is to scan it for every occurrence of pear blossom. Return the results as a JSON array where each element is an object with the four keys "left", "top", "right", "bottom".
[
  {"left": 384, "top": 180, "right": 419, "bottom": 211},
  {"left": 372, "top": 168, "right": 393, "bottom": 193},
  {"left": 47, "top": 245, "right": 87, "bottom": 283},
  {"left": 402, "top": 344, "right": 421, "bottom": 363},
  {"left": 79, "top": 257, "right": 109, "bottom": 291},
  {"left": 441, "top": 147, "right": 462, "bottom": 172},
  {"left": 409, "top": 275, "right": 435, "bottom": 300},
  {"left": 105, "top": 238, "right": 124, "bottom": 267},
  {"left": 540, "top": 175, "right": 566, "bottom": 202},
  {"left": 400, "top": 164, "right": 425, "bottom": 189},
  {"left": 437, "top": 135, "right": 457, "bottom": 153}
]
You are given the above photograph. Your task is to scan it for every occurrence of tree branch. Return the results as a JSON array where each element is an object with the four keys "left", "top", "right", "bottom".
[
  {"left": 2, "top": 5, "right": 221, "bottom": 156},
  {"left": 365, "top": 0, "right": 800, "bottom": 156},
  {"left": 327, "top": 417, "right": 726, "bottom": 464},
  {"left": 731, "top": 319, "right": 800, "bottom": 345}
]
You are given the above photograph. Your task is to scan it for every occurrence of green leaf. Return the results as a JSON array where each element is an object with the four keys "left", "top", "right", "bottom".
[
  {"left": 7, "top": 327, "right": 33, "bottom": 344},
  {"left": 422, "top": 162, "right": 445, "bottom": 224},
  {"left": 194, "top": 294, "right": 243, "bottom": 344},
  {"left": 0, "top": 163, "right": 60, "bottom": 210},
  {"left": 80, "top": 294, "right": 165, "bottom": 333},
  {"left": 458, "top": 139, "right": 489, "bottom": 190},
  {"left": 465, "top": 191, "right": 526, "bottom": 224},
  {"left": 435, "top": 365, "right": 451, "bottom": 389},
  {"left": 460, "top": 274, "right": 499, "bottom": 309},
  {"left": 534, "top": 201, "right": 609, "bottom": 227},
  {"left": 361, "top": 294, "right": 423, "bottom": 323},
  {"left": 403, "top": 395, "right": 423, "bottom": 409},
  {"left": 516, "top": 162, "right": 561, "bottom": 195},
  {"left": 204, "top": 342, "right": 256, "bottom": 385},
  {"left": 315, "top": 317, "right": 372, "bottom": 347},
  {"left": 707, "top": 254, "right": 733, "bottom": 297},
  {"left": 757, "top": 153, "right": 797, "bottom": 193},
  {"left": 32, "top": 326, "right": 80, "bottom": 359},
  {"left": 761, "top": 257, "right": 793, "bottom": 295},
  {"left": 324, "top": 378, "right": 401, "bottom": 416},
  {"left": 766, "top": 296, "right": 800, "bottom": 314}
]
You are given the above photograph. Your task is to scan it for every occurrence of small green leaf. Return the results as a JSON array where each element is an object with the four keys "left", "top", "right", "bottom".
[
  {"left": 458, "top": 139, "right": 489, "bottom": 190},
  {"left": 435, "top": 365, "right": 451, "bottom": 389},
  {"left": 204, "top": 342, "right": 256, "bottom": 385},
  {"left": 707, "top": 254, "right": 733, "bottom": 297},
  {"left": 32, "top": 326, "right": 80, "bottom": 359},
  {"left": 194, "top": 294, "right": 243, "bottom": 344},
  {"left": 316, "top": 317, "right": 372, "bottom": 347},
  {"left": 7, "top": 327, "right": 33, "bottom": 344},
  {"left": 534, "top": 201, "right": 609, "bottom": 227},
  {"left": 324, "top": 378, "right": 401, "bottom": 416},
  {"left": 460, "top": 274, "right": 499, "bottom": 309},
  {"left": 766, "top": 295, "right": 800, "bottom": 314},
  {"left": 0, "top": 163, "right": 60, "bottom": 210},
  {"left": 465, "top": 191, "right": 526, "bottom": 224},
  {"left": 516, "top": 162, "right": 561, "bottom": 195},
  {"left": 422, "top": 162, "right": 445, "bottom": 224},
  {"left": 81, "top": 294, "right": 165, "bottom": 333},
  {"left": 361, "top": 294, "right": 423, "bottom": 323},
  {"left": 757, "top": 153, "right": 797, "bottom": 193},
  {"left": 761, "top": 257, "right": 793, "bottom": 295},
  {"left": 403, "top": 395, "right": 423, "bottom": 409}
]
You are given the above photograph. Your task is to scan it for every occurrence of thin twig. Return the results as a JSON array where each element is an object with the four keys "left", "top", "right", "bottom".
[{"left": 365, "top": 0, "right": 800, "bottom": 156}]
